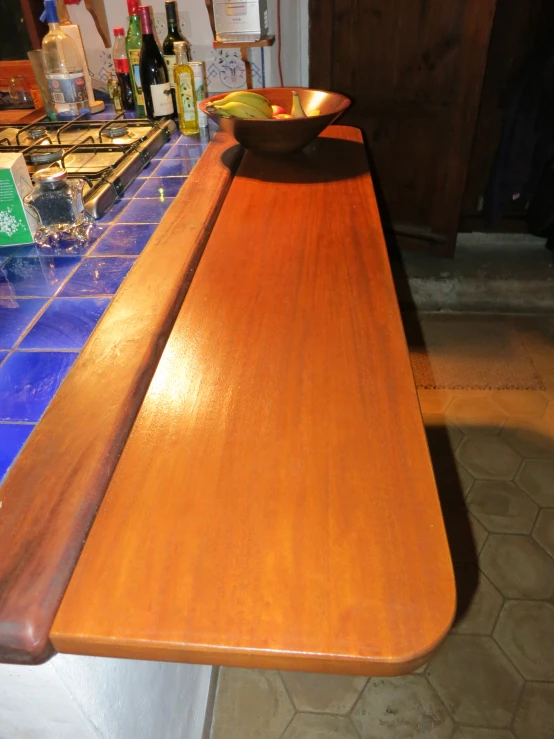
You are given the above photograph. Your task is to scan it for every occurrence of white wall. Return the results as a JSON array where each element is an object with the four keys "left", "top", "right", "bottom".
[
  {"left": 69, "top": 0, "right": 309, "bottom": 91},
  {"left": 0, "top": 654, "right": 212, "bottom": 739}
]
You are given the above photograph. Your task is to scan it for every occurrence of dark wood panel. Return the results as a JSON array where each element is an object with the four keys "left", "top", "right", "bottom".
[
  {"left": 310, "top": 0, "right": 496, "bottom": 256},
  {"left": 52, "top": 127, "right": 455, "bottom": 675},
  {"left": 0, "top": 133, "right": 242, "bottom": 665}
]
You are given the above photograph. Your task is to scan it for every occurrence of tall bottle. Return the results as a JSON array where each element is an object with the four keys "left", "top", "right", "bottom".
[
  {"left": 125, "top": 0, "right": 146, "bottom": 117},
  {"left": 113, "top": 27, "right": 135, "bottom": 110},
  {"left": 163, "top": 1, "right": 189, "bottom": 111},
  {"left": 174, "top": 41, "right": 198, "bottom": 135},
  {"left": 42, "top": 0, "right": 89, "bottom": 119},
  {"left": 139, "top": 5, "right": 175, "bottom": 119}
]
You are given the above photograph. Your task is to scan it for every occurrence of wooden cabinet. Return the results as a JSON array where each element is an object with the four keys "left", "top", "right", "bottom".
[{"left": 310, "top": 0, "right": 497, "bottom": 256}]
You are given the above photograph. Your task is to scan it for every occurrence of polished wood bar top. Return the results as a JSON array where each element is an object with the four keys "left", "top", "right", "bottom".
[
  {"left": 52, "top": 126, "right": 455, "bottom": 674},
  {"left": 0, "top": 133, "right": 241, "bottom": 664}
]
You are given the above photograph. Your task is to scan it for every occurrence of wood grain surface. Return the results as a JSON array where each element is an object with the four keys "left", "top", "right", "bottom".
[
  {"left": 0, "top": 133, "right": 242, "bottom": 664},
  {"left": 52, "top": 126, "right": 455, "bottom": 675}
]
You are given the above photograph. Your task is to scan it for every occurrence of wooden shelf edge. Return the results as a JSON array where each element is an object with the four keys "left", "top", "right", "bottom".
[
  {"left": 0, "top": 132, "right": 243, "bottom": 665},
  {"left": 213, "top": 34, "right": 275, "bottom": 49}
]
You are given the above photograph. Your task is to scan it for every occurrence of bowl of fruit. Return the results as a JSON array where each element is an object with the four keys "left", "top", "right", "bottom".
[{"left": 200, "top": 87, "right": 351, "bottom": 154}]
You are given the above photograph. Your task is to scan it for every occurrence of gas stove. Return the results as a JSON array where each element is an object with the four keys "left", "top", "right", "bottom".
[{"left": 0, "top": 113, "right": 177, "bottom": 218}]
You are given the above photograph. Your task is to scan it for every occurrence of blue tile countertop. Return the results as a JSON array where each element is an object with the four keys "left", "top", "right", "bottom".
[{"left": 0, "top": 112, "right": 212, "bottom": 482}]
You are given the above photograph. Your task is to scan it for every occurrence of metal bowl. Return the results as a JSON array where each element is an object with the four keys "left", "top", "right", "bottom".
[{"left": 199, "top": 87, "right": 351, "bottom": 154}]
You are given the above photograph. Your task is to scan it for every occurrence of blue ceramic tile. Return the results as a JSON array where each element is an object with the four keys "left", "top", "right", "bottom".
[
  {"left": 152, "top": 142, "right": 175, "bottom": 160},
  {"left": 0, "top": 423, "right": 35, "bottom": 481},
  {"left": 19, "top": 298, "right": 110, "bottom": 350},
  {"left": 92, "top": 224, "right": 157, "bottom": 256},
  {"left": 120, "top": 177, "right": 145, "bottom": 199},
  {"left": 97, "top": 198, "right": 131, "bottom": 224},
  {"left": 0, "top": 351, "right": 7, "bottom": 365},
  {"left": 153, "top": 158, "right": 194, "bottom": 177},
  {"left": 0, "top": 351, "right": 77, "bottom": 422},
  {"left": 0, "top": 257, "right": 81, "bottom": 297},
  {"left": 137, "top": 177, "right": 186, "bottom": 199},
  {"left": 170, "top": 143, "right": 206, "bottom": 160},
  {"left": 60, "top": 257, "right": 135, "bottom": 296},
  {"left": 117, "top": 198, "right": 175, "bottom": 224},
  {"left": 0, "top": 298, "right": 47, "bottom": 349},
  {"left": 137, "top": 161, "right": 159, "bottom": 179},
  {"left": 0, "top": 243, "right": 38, "bottom": 257},
  {"left": 34, "top": 224, "right": 108, "bottom": 257}
]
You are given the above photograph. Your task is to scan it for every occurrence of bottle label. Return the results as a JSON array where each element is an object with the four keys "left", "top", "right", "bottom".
[
  {"left": 47, "top": 73, "right": 87, "bottom": 105},
  {"left": 114, "top": 57, "right": 131, "bottom": 74},
  {"left": 151, "top": 82, "right": 174, "bottom": 116},
  {"left": 176, "top": 71, "right": 196, "bottom": 122},
  {"left": 163, "top": 55, "right": 177, "bottom": 89},
  {"left": 128, "top": 49, "right": 145, "bottom": 105}
]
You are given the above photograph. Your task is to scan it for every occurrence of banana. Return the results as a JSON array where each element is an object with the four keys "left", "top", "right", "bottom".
[
  {"left": 212, "top": 91, "right": 273, "bottom": 118},
  {"left": 213, "top": 101, "right": 271, "bottom": 119},
  {"left": 291, "top": 91, "right": 307, "bottom": 118}
]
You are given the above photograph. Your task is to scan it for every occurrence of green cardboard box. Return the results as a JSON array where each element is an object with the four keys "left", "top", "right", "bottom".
[{"left": 0, "top": 152, "right": 37, "bottom": 247}]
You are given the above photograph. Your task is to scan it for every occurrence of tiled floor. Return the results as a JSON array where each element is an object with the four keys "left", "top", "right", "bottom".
[{"left": 209, "top": 315, "right": 554, "bottom": 739}]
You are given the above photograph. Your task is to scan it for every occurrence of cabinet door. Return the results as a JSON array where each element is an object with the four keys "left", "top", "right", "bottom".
[{"left": 310, "top": 0, "right": 496, "bottom": 255}]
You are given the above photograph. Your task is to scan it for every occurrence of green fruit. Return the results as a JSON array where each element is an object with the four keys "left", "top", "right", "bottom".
[
  {"left": 214, "top": 101, "right": 271, "bottom": 119},
  {"left": 213, "top": 91, "right": 272, "bottom": 118},
  {"left": 291, "top": 91, "right": 307, "bottom": 119}
]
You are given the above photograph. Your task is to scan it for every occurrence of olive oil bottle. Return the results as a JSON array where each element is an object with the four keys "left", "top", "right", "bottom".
[{"left": 173, "top": 41, "right": 199, "bottom": 135}]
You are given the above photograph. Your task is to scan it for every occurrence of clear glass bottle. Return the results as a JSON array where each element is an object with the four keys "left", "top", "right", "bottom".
[
  {"left": 125, "top": 0, "right": 146, "bottom": 117},
  {"left": 42, "top": 0, "right": 89, "bottom": 119},
  {"left": 24, "top": 167, "right": 92, "bottom": 245},
  {"left": 107, "top": 73, "right": 124, "bottom": 114},
  {"left": 174, "top": 41, "right": 198, "bottom": 135}
]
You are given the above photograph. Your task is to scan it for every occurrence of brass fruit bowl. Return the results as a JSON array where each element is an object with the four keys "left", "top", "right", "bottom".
[{"left": 199, "top": 87, "right": 351, "bottom": 154}]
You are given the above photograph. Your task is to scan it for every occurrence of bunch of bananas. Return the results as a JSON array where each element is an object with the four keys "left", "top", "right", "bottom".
[{"left": 207, "top": 91, "right": 273, "bottom": 119}]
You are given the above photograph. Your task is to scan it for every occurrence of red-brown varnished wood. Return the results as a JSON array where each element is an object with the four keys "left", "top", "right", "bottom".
[
  {"left": 0, "top": 133, "right": 242, "bottom": 664},
  {"left": 52, "top": 126, "right": 455, "bottom": 675}
]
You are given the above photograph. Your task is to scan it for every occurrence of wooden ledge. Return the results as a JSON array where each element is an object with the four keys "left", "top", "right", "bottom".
[
  {"left": 0, "top": 132, "right": 242, "bottom": 664},
  {"left": 52, "top": 127, "right": 455, "bottom": 675}
]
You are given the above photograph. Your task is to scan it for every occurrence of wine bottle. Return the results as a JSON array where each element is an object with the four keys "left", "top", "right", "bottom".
[
  {"left": 113, "top": 27, "right": 135, "bottom": 110},
  {"left": 163, "top": 1, "right": 190, "bottom": 110},
  {"left": 174, "top": 41, "right": 198, "bottom": 135},
  {"left": 126, "top": 0, "right": 146, "bottom": 117},
  {"left": 139, "top": 5, "right": 175, "bottom": 119}
]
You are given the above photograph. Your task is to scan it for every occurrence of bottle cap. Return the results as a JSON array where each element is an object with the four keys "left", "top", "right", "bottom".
[
  {"left": 41, "top": 0, "right": 59, "bottom": 24},
  {"left": 127, "top": 0, "right": 140, "bottom": 15},
  {"left": 113, "top": 27, "right": 125, "bottom": 36},
  {"left": 174, "top": 41, "right": 186, "bottom": 51},
  {"left": 34, "top": 166, "right": 68, "bottom": 185}
]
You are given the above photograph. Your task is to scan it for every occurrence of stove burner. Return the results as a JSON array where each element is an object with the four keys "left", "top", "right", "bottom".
[
  {"left": 29, "top": 126, "right": 47, "bottom": 140},
  {"left": 30, "top": 148, "right": 63, "bottom": 165},
  {"left": 103, "top": 123, "right": 129, "bottom": 139}
]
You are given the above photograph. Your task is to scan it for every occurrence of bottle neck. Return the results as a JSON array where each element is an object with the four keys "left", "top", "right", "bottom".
[
  {"left": 175, "top": 49, "right": 187, "bottom": 65},
  {"left": 48, "top": 21, "right": 60, "bottom": 32},
  {"left": 166, "top": 2, "right": 178, "bottom": 33},
  {"left": 139, "top": 7, "right": 154, "bottom": 35}
]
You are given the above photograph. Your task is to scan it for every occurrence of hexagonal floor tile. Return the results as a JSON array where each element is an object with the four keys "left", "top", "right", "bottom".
[
  {"left": 479, "top": 534, "right": 554, "bottom": 599},
  {"left": 456, "top": 437, "right": 521, "bottom": 481},
  {"left": 451, "top": 564, "right": 503, "bottom": 635},
  {"left": 489, "top": 390, "right": 549, "bottom": 418},
  {"left": 446, "top": 397, "right": 507, "bottom": 435},
  {"left": 452, "top": 729, "right": 515, "bottom": 739},
  {"left": 501, "top": 417, "right": 554, "bottom": 459},
  {"left": 211, "top": 668, "right": 294, "bottom": 739},
  {"left": 282, "top": 713, "right": 359, "bottom": 739},
  {"left": 424, "top": 413, "right": 464, "bottom": 452},
  {"left": 279, "top": 671, "right": 367, "bottom": 714},
  {"left": 513, "top": 682, "right": 554, "bottom": 739},
  {"left": 494, "top": 601, "right": 554, "bottom": 681},
  {"left": 418, "top": 390, "right": 456, "bottom": 415},
  {"left": 533, "top": 508, "right": 554, "bottom": 558},
  {"left": 466, "top": 481, "right": 538, "bottom": 534},
  {"left": 427, "top": 635, "right": 522, "bottom": 728},
  {"left": 441, "top": 504, "right": 488, "bottom": 563},
  {"left": 515, "top": 459, "right": 554, "bottom": 507},
  {"left": 351, "top": 676, "right": 453, "bottom": 739}
]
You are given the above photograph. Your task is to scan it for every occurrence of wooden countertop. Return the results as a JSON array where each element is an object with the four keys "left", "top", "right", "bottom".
[{"left": 51, "top": 126, "right": 455, "bottom": 675}]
